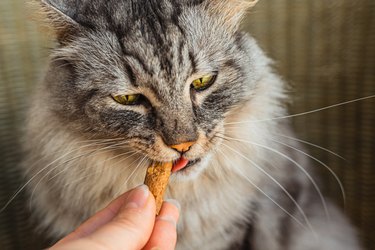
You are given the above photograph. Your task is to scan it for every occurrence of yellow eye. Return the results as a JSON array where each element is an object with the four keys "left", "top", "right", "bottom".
[
  {"left": 191, "top": 74, "right": 216, "bottom": 91},
  {"left": 113, "top": 94, "right": 141, "bottom": 105}
]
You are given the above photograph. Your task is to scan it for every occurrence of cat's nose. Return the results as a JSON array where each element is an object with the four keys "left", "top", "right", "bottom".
[{"left": 170, "top": 141, "right": 196, "bottom": 153}]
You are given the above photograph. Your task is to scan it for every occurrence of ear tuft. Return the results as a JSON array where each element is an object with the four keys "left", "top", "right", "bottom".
[
  {"left": 206, "top": 0, "right": 259, "bottom": 32},
  {"left": 31, "top": 0, "right": 79, "bottom": 42}
]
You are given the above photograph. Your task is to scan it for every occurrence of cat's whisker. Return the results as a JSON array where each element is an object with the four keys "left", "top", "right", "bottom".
[
  {"left": 270, "top": 138, "right": 346, "bottom": 207},
  {"left": 114, "top": 155, "right": 148, "bottom": 197},
  {"left": 216, "top": 147, "right": 312, "bottom": 234},
  {"left": 272, "top": 134, "right": 346, "bottom": 161},
  {"left": 0, "top": 140, "right": 115, "bottom": 213},
  {"left": 51, "top": 150, "right": 138, "bottom": 184},
  {"left": 223, "top": 95, "right": 375, "bottom": 125},
  {"left": 44, "top": 140, "right": 132, "bottom": 180},
  {"left": 221, "top": 143, "right": 315, "bottom": 233},
  {"left": 28, "top": 141, "right": 131, "bottom": 210},
  {"left": 213, "top": 134, "right": 231, "bottom": 143},
  {"left": 220, "top": 134, "right": 330, "bottom": 221},
  {"left": 77, "top": 137, "right": 127, "bottom": 144},
  {"left": 223, "top": 127, "right": 346, "bottom": 161},
  {"left": 94, "top": 150, "right": 138, "bottom": 168},
  {"left": 194, "top": 140, "right": 208, "bottom": 153},
  {"left": 20, "top": 138, "right": 127, "bottom": 179},
  {"left": 61, "top": 150, "right": 140, "bottom": 189},
  {"left": 28, "top": 149, "right": 98, "bottom": 210},
  {"left": 33, "top": 139, "right": 118, "bottom": 164}
]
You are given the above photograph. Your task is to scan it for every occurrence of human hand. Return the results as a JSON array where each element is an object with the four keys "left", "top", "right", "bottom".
[{"left": 50, "top": 185, "right": 180, "bottom": 250}]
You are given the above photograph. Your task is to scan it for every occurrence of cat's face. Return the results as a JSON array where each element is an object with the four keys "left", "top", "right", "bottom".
[{"left": 43, "top": 0, "right": 256, "bottom": 178}]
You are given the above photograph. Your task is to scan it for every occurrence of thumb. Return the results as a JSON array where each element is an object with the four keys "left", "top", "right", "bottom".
[
  {"left": 89, "top": 184, "right": 156, "bottom": 249},
  {"left": 52, "top": 185, "right": 156, "bottom": 250}
]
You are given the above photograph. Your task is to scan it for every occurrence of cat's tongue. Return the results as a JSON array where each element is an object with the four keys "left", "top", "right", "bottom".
[{"left": 172, "top": 157, "right": 189, "bottom": 172}]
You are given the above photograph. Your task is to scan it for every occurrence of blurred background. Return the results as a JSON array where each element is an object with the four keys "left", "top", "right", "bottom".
[{"left": 0, "top": 0, "right": 374, "bottom": 249}]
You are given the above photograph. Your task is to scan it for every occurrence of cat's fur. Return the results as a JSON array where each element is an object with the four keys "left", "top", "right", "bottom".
[{"left": 24, "top": 0, "right": 361, "bottom": 249}]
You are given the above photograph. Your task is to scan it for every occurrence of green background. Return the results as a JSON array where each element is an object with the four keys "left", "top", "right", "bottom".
[{"left": 0, "top": 0, "right": 374, "bottom": 249}]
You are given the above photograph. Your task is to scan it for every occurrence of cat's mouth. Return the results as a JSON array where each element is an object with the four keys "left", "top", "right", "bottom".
[{"left": 172, "top": 157, "right": 201, "bottom": 172}]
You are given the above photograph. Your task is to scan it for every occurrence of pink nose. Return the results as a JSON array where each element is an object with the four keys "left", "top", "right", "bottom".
[{"left": 170, "top": 141, "right": 196, "bottom": 153}]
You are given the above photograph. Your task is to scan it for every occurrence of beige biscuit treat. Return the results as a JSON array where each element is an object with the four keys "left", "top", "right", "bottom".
[{"left": 144, "top": 162, "right": 173, "bottom": 215}]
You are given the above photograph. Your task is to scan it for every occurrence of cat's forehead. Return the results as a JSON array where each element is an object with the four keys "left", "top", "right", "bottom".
[
  {"left": 70, "top": 0, "right": 200, "bottom": 32},
  {"left": 59, "top": 0, "right": 235, "bottom": 100},
  {"left": 118, "top": 23, "right": 194, "bottom": 91},
  {"left": 70, "top": 1, "right": 213, "bottom": 90}
]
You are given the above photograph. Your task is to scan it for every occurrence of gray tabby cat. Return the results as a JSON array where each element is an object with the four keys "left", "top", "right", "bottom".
[{"left": 24, "top": 0, "right": 361, "bottom": 249}]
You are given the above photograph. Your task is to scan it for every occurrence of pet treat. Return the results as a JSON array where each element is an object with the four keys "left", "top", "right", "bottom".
[{"left": 144, "top": 162, "right": 173, "bottom": 215}]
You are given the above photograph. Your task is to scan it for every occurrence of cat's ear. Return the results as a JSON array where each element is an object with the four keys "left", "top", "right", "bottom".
[
  {"left": 34, "top": 0, "right": 80, "bottom": 42},
  {"left": 206, "top": 0, "right": 258, "bottom": 32}
]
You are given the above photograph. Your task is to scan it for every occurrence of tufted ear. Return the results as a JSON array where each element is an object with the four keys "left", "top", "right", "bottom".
[
  {"left": 206, "top": 0, "right": 258, "bottom": 32},
  {"left": 33, "top": 0, "right": 80, "bottom": 42}
]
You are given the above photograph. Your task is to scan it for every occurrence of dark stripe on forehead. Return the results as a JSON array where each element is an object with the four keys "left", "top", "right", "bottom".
[
  {"left": 124, "top": 64, "right": 137, "bottom": 86},
  {"left": 148, "top": 82, "right": 166, "bottom": 103},
  {"left": 119, "top": 43, "right": 153, "bottom": 76},
  {"left": 157, "top": 40, "right": 174, "bottom": 75},
  {"left": 145, "top": 1, "right": 168, "bottom": 41},
  {"left": 189, "top": 51, "right": 197, "bottom": 73},
  {"left": 170, "top": 3, "right": 185, "bottom": 35},
  {"left": 131, "top": 1, "right": 186, "bottom": 76},
  {"left": 74, "top": 0, "right": 189, "bottom": 80},
  {"left": 178, "top": 40, "right": 186, "bottom": 66}
]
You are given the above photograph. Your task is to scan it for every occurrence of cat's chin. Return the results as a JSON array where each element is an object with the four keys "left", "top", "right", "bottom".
[{"left": 170, "top": 155, "right": 211, "bottom": 182}]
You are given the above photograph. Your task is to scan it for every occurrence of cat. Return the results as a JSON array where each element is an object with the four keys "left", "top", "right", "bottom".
[{"left": 22, "top": 0, "right": 361, "bottom": 249}]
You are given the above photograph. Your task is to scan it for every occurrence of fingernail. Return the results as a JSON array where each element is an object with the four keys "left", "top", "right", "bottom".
[
  {"left": 125, "top": 185, "right": 149, "bottom": 209},
  {"left": 165, "top": 199, "right": 181, "bottom": 212}
]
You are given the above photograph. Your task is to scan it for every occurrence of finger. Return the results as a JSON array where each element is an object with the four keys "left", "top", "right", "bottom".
[
  {"left": 143, "top": 199, "right": 180, "bottom": 250},
  {"left": 86, "top": 184, "right": 156, "bottom": 249},
  {"left": 56, "top": 188, "right": 136, "bottom": 244},
  {"left": 52, "top": 185, "right": 156, "bottom": 250}
]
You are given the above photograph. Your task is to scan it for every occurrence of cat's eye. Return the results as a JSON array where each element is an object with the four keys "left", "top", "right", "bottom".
[
  {"left": 191, "top": 74, "right": 217, "bottom": 91},
  {"left": 112, "top": 94, "right": 141, "bottom": 105}
]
